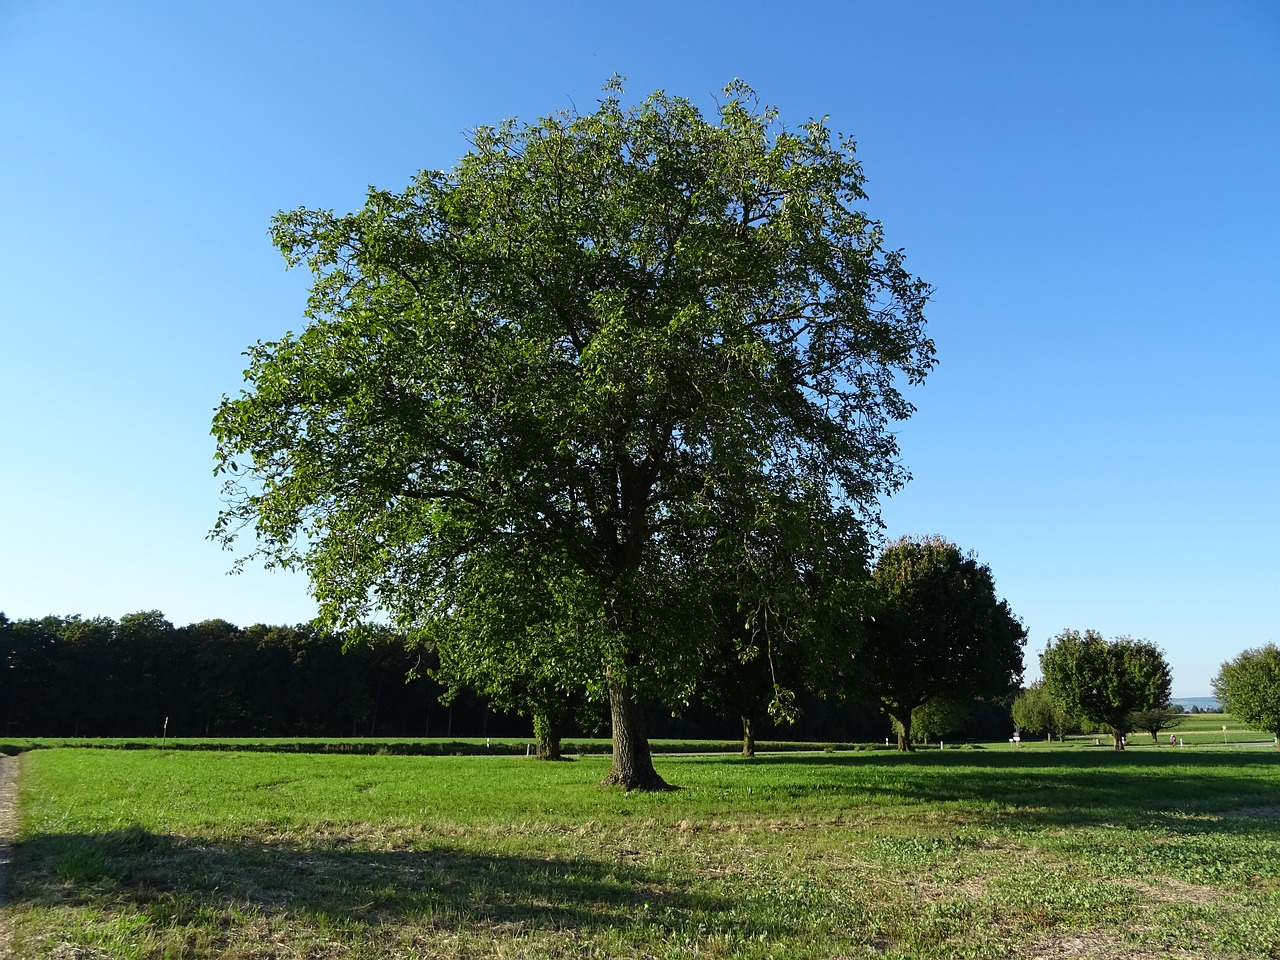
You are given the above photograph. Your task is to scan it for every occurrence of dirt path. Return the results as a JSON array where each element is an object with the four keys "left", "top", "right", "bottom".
[{"left": 0, "top": 752, "right": 17, "bottom": 952}]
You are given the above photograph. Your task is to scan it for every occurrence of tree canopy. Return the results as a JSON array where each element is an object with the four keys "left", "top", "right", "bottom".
[
  {"left": 1040, "top": 630, "right": 1172, "bottom": 750},
  {"left": 695, "top": 510, "right": 868, "bottom": 758},
  {"left": 1213, "top": 644, "right": 1280, "bottom": 747},
  {"left": 212, "top": 79, "right": 934, "bottom": 789},
  {"left": 1129, "top": 704, "right": 1185, "bottom": 744},
  {"left": 846, "top": 535, "right": 1026, "bottom": 751},
  {"left": 1011, "top": 681, "right": 1079, "bottom": 742}
]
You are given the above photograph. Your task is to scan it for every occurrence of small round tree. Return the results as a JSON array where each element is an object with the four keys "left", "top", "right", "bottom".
[
  {"left": 1129, "top": 704, "right": 1185, "bottom": 744},
  {"left": 1012, "top": 681, "right": 1079, "bottom": 742},
  {"left": 1040, "top": 630, "right": 1171, "bottom": 750}
]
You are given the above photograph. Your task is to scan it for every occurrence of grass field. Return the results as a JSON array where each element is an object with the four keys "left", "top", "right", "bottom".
[
  {"left": 3, "top": 733, "right": 1279, "bottom": 958},
  {"left": 0, "top": 737, "right": 888, "bottom": 758}
]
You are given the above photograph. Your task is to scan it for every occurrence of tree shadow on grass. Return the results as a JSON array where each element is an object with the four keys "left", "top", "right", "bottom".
[
  {"left": 741, "top": 749, "right": 1280, "bottom": 828},
  {"left": 7, "top": 827, "right": 751, "bottom": 940}
]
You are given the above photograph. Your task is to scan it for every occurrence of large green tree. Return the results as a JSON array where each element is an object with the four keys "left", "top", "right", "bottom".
[
  {"left": 212, "top": 80, "right": 934, "bottom": 789},
  {"left": 1040, "top": 630, "right": 1172, "bottom": 750},
  {"left": 847, "top": 536, "right": 1026, "bottom": 751},
  {"left": 1213, "top": 644, "right": 1280, "bottom": 748}
]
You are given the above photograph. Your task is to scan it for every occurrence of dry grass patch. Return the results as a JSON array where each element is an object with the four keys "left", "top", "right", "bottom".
[
  {"left": 1218, "top": 805, "right": 1280, "bottom": 820},
  {"left": 1112, "top": 875, "right": 1225, "bottom": 907},
  {"left": 1017, "top": 929, "right": 1210, "bottom": 960}
]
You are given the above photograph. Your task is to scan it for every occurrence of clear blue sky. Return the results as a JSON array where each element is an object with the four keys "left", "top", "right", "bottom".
[{"left": 2, "top": 2, "right": 1276, "bottom": 697}]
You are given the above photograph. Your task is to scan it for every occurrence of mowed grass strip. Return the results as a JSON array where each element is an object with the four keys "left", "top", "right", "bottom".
[{"left": 4, "top": 748, "right": 1280, "bottom": 959}]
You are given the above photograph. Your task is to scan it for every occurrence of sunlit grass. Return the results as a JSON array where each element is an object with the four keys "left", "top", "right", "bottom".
[{"left": 5, "top": 746, "right": 1280, "bottom": 958}]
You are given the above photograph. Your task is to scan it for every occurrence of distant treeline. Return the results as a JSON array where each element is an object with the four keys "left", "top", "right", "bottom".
[
  {"left": 0, "top": 610, "right": 1012, "bottom": 742},
  {"left": 1, "top": 611, "right": 490, "bottom": 739}
]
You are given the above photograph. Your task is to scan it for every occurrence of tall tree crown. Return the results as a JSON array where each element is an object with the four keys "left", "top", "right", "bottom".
[
  {"left": 213, "top": 81, "right": 932, "bottom": 633},
  {"left": 212, "top": 81, "right": 933, "bottom": 785}
]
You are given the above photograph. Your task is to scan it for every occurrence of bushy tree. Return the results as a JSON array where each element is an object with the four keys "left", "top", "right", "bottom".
[
  {"left": 845, "top": 536, "right": 1026, "bottom": 751},
  {"left": 1130, "top": 704, "right": 1185, "bottom": 744},
  {"left": 212, "top": 80, "right": 934, "bottom": 789},
  {"left": 1040, "top": 630, "right": 1171, "bottom": 750},
  {"left": 1213, "top": 644, "right": 1280, "bottom": 747},
  {"left": 115, "top": 610, "right": 183, "bottom": 734},
  {"left": 56, "top": 616, "right": 119, "bottom": 736},
  {"left": 425, "top": 547, "right": 596, "bottom": 760},
  {"left": 1012, "top": 681, "right": 1080, "bottom": 742},
  {"left": 908, "top": 696, "right": 971, "bottom": 745}
]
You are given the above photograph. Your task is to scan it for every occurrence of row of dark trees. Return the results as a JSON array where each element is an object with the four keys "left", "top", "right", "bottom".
[
  {"left": 0, "top": 612, "right": 490, "bottom": 739},
  {"left": 1, "top": 562, "right": 1022, "bottom": 747}
]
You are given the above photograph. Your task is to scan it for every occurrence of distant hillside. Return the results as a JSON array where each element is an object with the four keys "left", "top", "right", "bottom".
[{"left": 1173, "top": 697, "right": 1222, "bottom": 712}]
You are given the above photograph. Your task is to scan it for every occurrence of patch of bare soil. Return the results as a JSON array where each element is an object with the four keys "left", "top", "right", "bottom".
[
  {"left": 1219, "top": 805, "right": 1280, "bottom": 820},
  {"left": 0, "top": 752, "right": 17, "bottom": 952},
  {"left": 1113, "top": 875, "right": 1224, "bottom": 907},
  {"left": 1017, "top": 930, "right": 1205, "bottom": 959}
]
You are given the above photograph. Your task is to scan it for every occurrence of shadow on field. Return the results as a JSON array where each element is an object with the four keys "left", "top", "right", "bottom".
[
  {"left": 745, "top": 749, "right": 1280, "bottom": 826},
  {"left": 7, "top": 827, "right": 745, "bottom": 937}
]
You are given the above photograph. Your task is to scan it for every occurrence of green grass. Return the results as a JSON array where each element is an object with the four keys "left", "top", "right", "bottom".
[
  {"left": 0, "top": 736, "right": 887, "bottom": 758},
  {"left": 1006, "top": 711, "right": 1274, "bottom": 750},
  {"left": 1158, "top": 711, "right": 1276, "bottom": 745},
  {"left": 5, "top": 745, "right": 1280, "bottom": 958}
]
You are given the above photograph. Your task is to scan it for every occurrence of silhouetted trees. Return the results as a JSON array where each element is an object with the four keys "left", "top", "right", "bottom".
[
  {"left": 0, "top": 613, "right": 484, "bottom": 738},
  {"left": 1, "top": 608, "right": 1015, "bottom": 743}
]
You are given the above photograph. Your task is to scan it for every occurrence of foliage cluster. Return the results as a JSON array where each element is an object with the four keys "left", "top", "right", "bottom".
[
  {"left": 1011, "top": 681, "right": 1081, "bottom": 742},
  {"left": 1214, "top": 644, "right": 1280, "bottom": 745}
]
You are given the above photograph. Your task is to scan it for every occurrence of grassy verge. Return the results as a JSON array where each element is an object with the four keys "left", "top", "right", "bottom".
[
  {"left": 4, "top": 747, "right": 1280, "bottom": 958},
  {"left": 0, "top": 738, "right": 890, "bottom": 758}
]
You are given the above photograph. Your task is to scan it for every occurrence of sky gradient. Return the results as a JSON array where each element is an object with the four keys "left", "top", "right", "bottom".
[{"left": 2, "top": 1, "right": 1277, "bottom": 697}]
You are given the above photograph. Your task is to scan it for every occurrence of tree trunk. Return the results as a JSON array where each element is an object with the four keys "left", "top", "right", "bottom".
[
  {"left": 741, "top": 713, "right": 756, "bottom": 759},
  {"left": 891, "top": 711, "right": 913, "bottom": 752},
  {"left": 534, "top": 710, "right": 563, "bottom": 761},
  {"left": 600, "top": 679, "right": 670, "bottom": 791},
  {"left": 1113, "top": 730, "right": 1125, "bottom": 750},
  {"left": 370, "top": 675, "right": 383, "bottom": 736}
]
